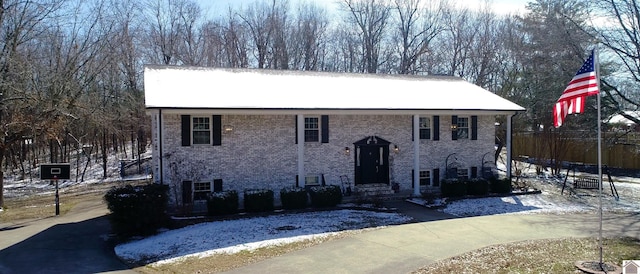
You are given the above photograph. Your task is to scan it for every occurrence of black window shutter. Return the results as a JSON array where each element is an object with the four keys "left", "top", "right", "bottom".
[
  {"left": 451, "top": 115, "right": 458, "bottom": 140},
  {"left": 181, "top": 115, "right": 191, "bottom": 146},
  {"left": 213, "top": 179, "right": 223, "bottom": 192},
  {"left": 295, "top": 115, "right": 298, "bottom": 144},
  {"left": 471, "top": 115, "right": 478, "bottom": 140},
  {"left": 471, "top": 167, "right": 478, "bottom": 178},
  {"left": 433, "top": 168, "right": 440, "bottom": 187},
  {"left": 212, "top": 115, "right": 222, "bottom": 146},
  {"left": 433, "top": 116, "right": 440, "bottom": 141},
  {"left": 321, "top": 115, "right": 329, "bottom": 143},
  {"left": 295, "top": 175, "right": 299, "bottom": 187},
  {"left": 182, "top": 180, "right": 192, "bottom": 205}
]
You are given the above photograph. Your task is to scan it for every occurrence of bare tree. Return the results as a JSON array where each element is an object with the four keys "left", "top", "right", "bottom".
[
  {"left": 591, "top": 0, "right": 640, "bottom": 123},
  {"left": 288, "top": 2, "right": 329, "bottom": 71},
  {"left": 268, "top": 0, "right": 290, "bottom": 69},
  {"left": 238, "top": 1, "right": 277, "bottom": 69},
  {"left": 341, "top": 0, "right": 392, "bottom": 73},
  {"left": 0, "top": 0, "right": 69, "bottom": 208},
  {"left": 174, "top": 1, "right": 205, "bottom": 66},
  {"left": 392, "top": 0, "right": 445, "bottom": 74},
  {"left": 144, "top": 0, "right": 193, "bottom": 65}
]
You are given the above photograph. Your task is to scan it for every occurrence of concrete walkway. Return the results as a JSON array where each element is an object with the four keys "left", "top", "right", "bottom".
[
  {"left": 225, "top": 201, "right": 640, "bottom": 274},
  {"left": 0, "top": 199, "right": 136, "bottom": 274}
]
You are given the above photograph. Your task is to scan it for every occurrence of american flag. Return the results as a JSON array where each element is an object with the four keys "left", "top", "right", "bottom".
[{"left": 553, "top": 50, "right": 599, "bottom": 127}]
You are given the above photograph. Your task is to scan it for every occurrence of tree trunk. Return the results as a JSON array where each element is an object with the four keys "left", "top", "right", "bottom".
[
  {"left": 0, "top": 147, "right": 5, "bottom": 208},
  {"left": 102, "top": 130, "right": 107, "bottom": 179}
]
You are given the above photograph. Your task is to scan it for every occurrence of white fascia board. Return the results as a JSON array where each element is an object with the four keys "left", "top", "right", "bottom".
[{"left": 152, "top": 108, "right": 519, "bottom": 116}]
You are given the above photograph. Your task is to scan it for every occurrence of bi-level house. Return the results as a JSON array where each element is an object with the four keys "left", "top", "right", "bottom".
[{"left": 144, "top": 66, "right": 524, "bottom": 210}]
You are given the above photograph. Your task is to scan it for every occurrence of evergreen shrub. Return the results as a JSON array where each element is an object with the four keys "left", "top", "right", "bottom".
[
  {"left": 308, "top": 185, "right": 342, "bottom": 207},
  {"left": 244, "top": 189, "right": 274, "bottom": 212},
  {"left": 104, "top": 183, "right": 169, "bottom": 238},
  {"left": 440, "top": 179, "right": 467, "bottom": 197},
  {"left": 206, "top": 190, "right": 238, "bottom": 216},
  {"left": 280, "top": 187, "right": 308, "bottom": 210}
]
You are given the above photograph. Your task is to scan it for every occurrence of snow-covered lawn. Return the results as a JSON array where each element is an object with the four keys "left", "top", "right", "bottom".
[
  {"left": 441, "top": 179, "right": 640, "bottom": 217},
  {"left": 115, "top": 209, "right": 412, "bottom": 266}
]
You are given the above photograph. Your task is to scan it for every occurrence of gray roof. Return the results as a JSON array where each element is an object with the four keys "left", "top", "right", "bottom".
[{"left": 144, "top": 66, "right": 524, "bottom": 114}]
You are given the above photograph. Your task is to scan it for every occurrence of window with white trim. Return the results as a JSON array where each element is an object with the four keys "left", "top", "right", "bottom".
[
  {"left": 192, "top": 117, "right": 211, "bottom": 144},
  {"left": 457, "top": 168, "right": 469, "bottom": 180},
  {"left": 419, "top": 170, "right": 430, "bottom": 186},
  {"left": 305, "top": 175, "right": 320, "bottom": 185},
  {"left": 457, "top": 117, "right": 469, "bottom": 139},
  {"left": 193, "top": 181, "right": 211, "bottom": 200},
  {"left": 304, "top": 117, "right": 319, "bottom": 142},
  {"left": 419, "top": 117, "right": 431, "bottom": 140}
]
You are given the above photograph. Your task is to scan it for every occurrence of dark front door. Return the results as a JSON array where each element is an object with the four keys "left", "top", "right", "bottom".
[
  {"left": 360, "top": 146, "right": 381, "bottom": 183},
  {"left": 354, "top": 136, "right": 390, "bottom": 185}
]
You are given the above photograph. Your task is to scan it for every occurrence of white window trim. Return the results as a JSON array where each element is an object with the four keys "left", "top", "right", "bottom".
[
  {"left": 305, "top": 175, "right": 320, "bottom": 185},
  {"left": 192, "top": 116, "right": 212, "bottom": 145},
  {"left": 193, "top": 181, "right": 212, "bottom": 201},
  {"left": 457, "top": 116, "right": 470, "bottom": 140},
  {"left": 419, "top": 117, "right": 431, "bottom": 140},
  {"left": 304, "top": 116, "right": 320, "bottom": 143}
]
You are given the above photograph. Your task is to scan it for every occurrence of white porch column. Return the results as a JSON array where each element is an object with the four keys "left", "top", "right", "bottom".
[
  {"left": 157, "top": 109, "right": 164, "bottom": 184},
  {"left": 506, "top": 114, "right": 513, "bottom": 179},
  {"left": 413, "top": 115, "right": 420, "bottom": 196},
  {"left": 297, "top": 114, "right": 305, "bottom": 187}
]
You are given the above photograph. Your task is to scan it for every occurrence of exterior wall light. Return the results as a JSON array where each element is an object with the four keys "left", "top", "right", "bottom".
[
  {"left": 393, "top": 145, "right": 399, "bottom": 153},
  {"left": 451, "top": 124, "right": 458, "bottom": 131},
  {"left": 344, "top": 147, "right": 350, "bottom": 155},
  {"left": 223, "top": 125, "right": 234, "bottom": 133}
]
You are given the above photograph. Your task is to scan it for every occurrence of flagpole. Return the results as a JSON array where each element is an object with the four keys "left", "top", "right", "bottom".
[{"left": 594, "top": 45, "right": 603, "bottom": 266}]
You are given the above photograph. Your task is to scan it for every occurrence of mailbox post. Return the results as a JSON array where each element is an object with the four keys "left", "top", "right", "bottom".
[{"left": 40, "top": 164, "right": 70, "bottom": 216}]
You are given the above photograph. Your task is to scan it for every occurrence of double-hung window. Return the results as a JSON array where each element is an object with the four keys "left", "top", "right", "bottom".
[
  {"left": 419, "top": 117, "right": 431, "bottom": 140},
  {"left": 305, "top": 117, "right": 319, "bottom": 142},
  {"left": 193, "top": 182, "right": 211, "bottom": 201},
  {"left": 192, "top": 117, "right": 211, "bottom": 145},
  {"left": 457, "top": 168, "right": 469, "bottom": 180},
  {"left": 456, "top": 117, "right": 469, "bottom": 139},
  {"left": 419, "top": 170, "right": 431, "bottom": 186}
]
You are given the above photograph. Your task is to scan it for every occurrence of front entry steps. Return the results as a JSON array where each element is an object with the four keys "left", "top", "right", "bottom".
[{"left": 354, "top": 183, "right": 395, "bottom": 196}]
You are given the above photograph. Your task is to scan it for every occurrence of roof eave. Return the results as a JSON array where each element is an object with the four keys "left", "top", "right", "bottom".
[{"left": 145, "top": 107, "right": 524, "bottom": 116}]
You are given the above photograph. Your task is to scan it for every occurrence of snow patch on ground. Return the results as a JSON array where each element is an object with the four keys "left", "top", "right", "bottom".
[
  {"left": 3, "top": 147, "right": 152, "bottom": 198},
  {"left": 115, "top": 209, "right": 412, "bottom": 266}
]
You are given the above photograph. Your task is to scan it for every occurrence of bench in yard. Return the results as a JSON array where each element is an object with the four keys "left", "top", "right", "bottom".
[{"left": 573, "top": 177, "right": 600, "bottom": 189}]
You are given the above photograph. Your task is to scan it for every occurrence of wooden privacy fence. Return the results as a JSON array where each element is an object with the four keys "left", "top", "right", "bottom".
[{"left": 513, "top": 132, "right": 640, "bottom": 170}]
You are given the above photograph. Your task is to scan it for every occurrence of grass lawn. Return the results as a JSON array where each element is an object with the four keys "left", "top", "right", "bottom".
[
  {"left": 414, "top": 237, "right": 640, "bottom": 273},
  {"left": 0, "top": 180, "right": 145, "bottom": 222}
]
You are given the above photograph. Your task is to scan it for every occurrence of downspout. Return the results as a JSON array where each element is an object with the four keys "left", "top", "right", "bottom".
[{"left": 158, "top": 109, "right": 163, "bottom": 184}]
